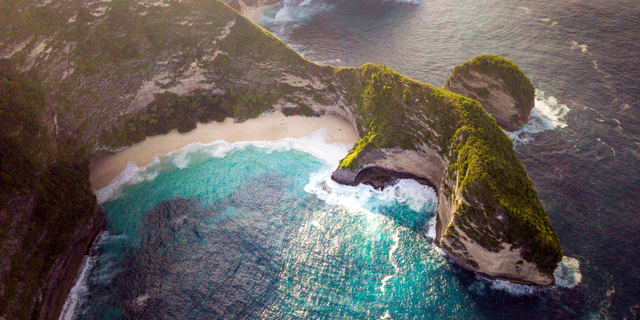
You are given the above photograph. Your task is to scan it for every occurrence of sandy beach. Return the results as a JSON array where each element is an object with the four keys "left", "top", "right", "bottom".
[
  {"left": 239, "top": 0, "right": 267, "bottom": 22},
  {"left": 90, "top": 112, "right": 359, "bottom": 190}
]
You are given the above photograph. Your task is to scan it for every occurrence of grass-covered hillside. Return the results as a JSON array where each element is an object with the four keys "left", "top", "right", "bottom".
[
  {"left": 0, "top": 62, "right": 100, "bottom": 320},
  {"left": 331, "top": 63, "right": 561, "bottom": 276},
  {"left": 1, "top": 0, "right": 336, "bottom": 150},
  {"left": 446, "top": 54, "right": 535, "bottom": 117}
]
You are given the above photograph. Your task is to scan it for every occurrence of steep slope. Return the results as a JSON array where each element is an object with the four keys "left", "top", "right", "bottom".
[
  {"left": 445, "top": 55, "right": 536, "bottom": 131},
  {"left": 329, "top": 64, "right": 562, "bottom": 285},
  {"left": 1, "top": 0, "right": 561, "bottom": 318},
  {"left": 0, "top": 62, "right": 103, "bottom": 320}
]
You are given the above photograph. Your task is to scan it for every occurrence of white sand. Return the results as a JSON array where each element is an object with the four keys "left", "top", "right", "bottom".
[
  {"left": 90, "top": 112, "right": 359, "bottom": 190},
  {"left": 238, "top": 0, "right": 266, "bottom": 22}
]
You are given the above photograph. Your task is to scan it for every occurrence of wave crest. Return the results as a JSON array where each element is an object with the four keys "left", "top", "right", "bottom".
[
  {"left": 95, "top": 129, "right": 352, "bottom": 204},
  {"left": 506, "top": 89, "right": 570, "bottom": 144}
]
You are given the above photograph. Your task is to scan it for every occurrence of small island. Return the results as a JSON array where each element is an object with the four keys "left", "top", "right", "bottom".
[{"left": 446, "top": 54, "right": 536, "bottom": 132}]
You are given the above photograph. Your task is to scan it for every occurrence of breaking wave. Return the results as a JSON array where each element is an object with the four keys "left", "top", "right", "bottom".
[
  {"left": 554, "top": 256, "right": 583, "bottom": 288},
  {"left": 95, "top": 129, "right": 352, "bottom": 204},
  {"left": 506, "top": 89, "right": 570, "bottom": 144}
]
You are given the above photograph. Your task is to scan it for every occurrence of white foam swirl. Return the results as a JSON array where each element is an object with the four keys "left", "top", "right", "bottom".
[
  {"left": 58, "top": 231, "right": 112, "bottom": 320},
  {"left": 554, "top": 256, "right": 583, "bottom": 288},
  {"left": 505, "top": 89, "right": 570, "bottom": 144},
  {"left": 95, "top": 129, "right": 352, "bottom": 204},
  {"left": 304, "top": 170, "right": 438, "bottom": 215}
]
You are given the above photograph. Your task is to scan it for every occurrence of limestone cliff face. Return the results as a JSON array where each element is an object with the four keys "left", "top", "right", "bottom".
[
  {"left": 1, "top": 4, "right": 561, "bottom": 320},
  {"left": 0, "top": 62, "right": 103, "bottom": 319},
  {"left": 329, "top": 64, "right": 561, "bottom": 286},
  {"left": 435, "top": 163, "right": 556, "bottom": 285},
  {"left": 445, "top": 55, "right": 536, "bottom": 132},
  {"left": 334, "top": 149, "right": 556, "bottom": 286}
]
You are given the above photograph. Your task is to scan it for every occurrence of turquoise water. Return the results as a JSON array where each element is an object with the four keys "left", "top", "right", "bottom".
[
  {"left": 66, "top": 131, "right": 580, "bottom": 319},
  {"left": 255, "top": 0, "right": 640, "bottom": 317}
]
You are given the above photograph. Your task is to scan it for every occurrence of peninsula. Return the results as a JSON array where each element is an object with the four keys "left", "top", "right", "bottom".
[{"left": 0, "top": 0, "right": 561, "bottom": 318}]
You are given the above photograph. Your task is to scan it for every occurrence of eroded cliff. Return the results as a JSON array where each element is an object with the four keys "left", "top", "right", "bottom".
[
  {"left": 445, "top": 55, "right": 536, "bottom": 132},
  {"left": 1, "top": 0, "right": 561, "bottom": 318},
  {"left": 329, "top": 64, "right": 561, "bottom": 285},
  {"left": 0, "top": 62, "right": 103, "bottom": 319}
]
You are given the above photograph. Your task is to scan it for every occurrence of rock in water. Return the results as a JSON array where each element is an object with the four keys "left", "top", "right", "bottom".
[
  {"left": 330, "top": 63, "right": 561, "bottom": 286},
  {"left": 445, "top": 55, "right": 535, "bottom": 132}
]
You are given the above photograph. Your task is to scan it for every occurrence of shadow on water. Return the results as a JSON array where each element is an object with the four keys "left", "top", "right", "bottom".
[
  {"left": 82, "top": 170, "right": 320, "bottom": 319},
  {"left": 101, "top": 197, "right": 286, "bottom": 319}
]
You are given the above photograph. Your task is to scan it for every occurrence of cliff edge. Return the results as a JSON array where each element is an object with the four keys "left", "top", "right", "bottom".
[
  {"left": 445, "top": 55, "right": 535, "bottom": 132},
  {"left": 330, "top": 64, "right": 561, "bottom": 285},
  {"left": 0, "top": 62, "right": 103, "bottom": 319},
  {"left": 1, "top": 1, "right": 561, "bottom": 318}
]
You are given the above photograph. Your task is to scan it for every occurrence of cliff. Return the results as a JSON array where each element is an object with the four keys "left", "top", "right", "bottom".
[
  {"left": 0, "top": 62, "right": 104, "bottom": 319},
  {"left": 1, "top": 0, "right": 560, "bottom": 318},
  {"left": 445, "top": 55, "right": 536, "bottom": 131},
  {"left": 329, "top": 64, "right": 562, "bottom": 285}
]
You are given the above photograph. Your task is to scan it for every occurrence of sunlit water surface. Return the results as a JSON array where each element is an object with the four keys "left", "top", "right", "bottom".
[{"left": 64, "top": 0, "right": 640, "bottom": 318}]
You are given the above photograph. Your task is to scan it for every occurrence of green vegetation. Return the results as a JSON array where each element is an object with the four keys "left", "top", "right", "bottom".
[
  {"left": 0, "top": 61, "right": 50, "bottom": 195},
  {"left": 281, "top": 104, "right": 322, "bottom": 117},
  {"left": 335, "top": 63, "right": 561, "bottom": 275},
  {"left": 100, "top": 91, "right": 230, "bottom": 147},
  {"left": 445, "top": 97, "right": 562, "bottom": 274},
  {"left": 0, "top": 0, "right": 560, "bottom": 299},
  {"left": 336, "top": 64, "right": 461, "bottom": 169},
  {"left": 0, "top": 62, "right": 98, "bottom": 318},
  {"left": 446, "top": 54, "right": 535, "bottom": 114}
]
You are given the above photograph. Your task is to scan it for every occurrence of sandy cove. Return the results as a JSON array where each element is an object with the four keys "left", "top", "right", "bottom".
[{"left": 90, "top": 112, "right": 359, "bottom": 190}]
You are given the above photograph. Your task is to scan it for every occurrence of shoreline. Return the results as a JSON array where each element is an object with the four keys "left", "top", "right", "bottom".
[
  {"left": 239, "top": 0, "right": 267, "bottom": 22},
  {"left": 90, "top": 112, "right": 359, "bottom": 190}
]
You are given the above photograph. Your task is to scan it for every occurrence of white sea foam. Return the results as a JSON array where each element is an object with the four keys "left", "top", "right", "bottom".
[
  {"left": 96, "top": 129, "right": 352, "bottom": 204},
  {"left": 380, "top": 232, "right": 400, "bottom": 293},
  {"left": 274, "top": 4, "right": 295, "bottom": 22},
  {"left": 554, "top": 256, "right": 583, "bottom": 288},
  {"left": 489, "top": 279, "right": 540, "bottom": 296},
  {"left": 58, "top": 256, "right": 94, "bottom": 320},
  {"left": 505, "top": 89, "right": 570, "bottom": 144},
  {"left": 571, "top": 41, "right": 589, "bottom": 54},
  {"left": 304, "top": 170, "right": 438, "bottom": 215},
  {"left": 58, "top": 231, "right": 110, "bottom": 320},
  {"left": 95, "top": 161, "right": 159, "bottom": 204},
  {"left": 425, "top": 212, "right": 438, "bottom": 241},
  {"left": 261, "top": 0, "right": 333, "bottom": 26},
  {"left": 471, "top": 275, "right": 542, "bottom": 296}
]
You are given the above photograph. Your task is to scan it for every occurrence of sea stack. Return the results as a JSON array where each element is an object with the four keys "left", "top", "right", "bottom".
[
  {"left": 445, "top": 55, "right": 536, "bottom": 132},
  {"left": 330, "top": 62, "right": 561, "bottom": 286}
]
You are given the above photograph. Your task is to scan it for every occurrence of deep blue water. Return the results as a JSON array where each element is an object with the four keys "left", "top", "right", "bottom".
[{"left": 64, "top": 0, "right": 640, "bottom": 318}]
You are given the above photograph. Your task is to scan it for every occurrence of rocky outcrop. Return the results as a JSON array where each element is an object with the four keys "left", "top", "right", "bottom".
[
  {"left": 0, "top": 4, "right": 561, "bottom": 320},
  {"left": 0, "top": 62, "right": 103, "bottom": 319},
  {"left": 331, "top": 147, "right": 444, "bottom": 190},
  {"left": 38, "top": 208, "right": 104, "bottom": 320},
  {"left": 445, "top": 55, "right": 536, "bottom": 131},
  {"left": 329, "top": 63, "right": 561, "bottom": 286}
]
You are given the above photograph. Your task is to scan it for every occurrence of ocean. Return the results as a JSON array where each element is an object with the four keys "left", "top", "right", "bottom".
[{"left": 63, "top": 0, "right": 640, "bottom": 318}]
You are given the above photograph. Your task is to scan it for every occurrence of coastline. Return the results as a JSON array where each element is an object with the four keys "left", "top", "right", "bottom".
[
  {"left": 239, "top": 0, "right": 267, "bottom": 22},
  {"left": 90, "top": 112, "right": 359, "bottom": 190}
]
